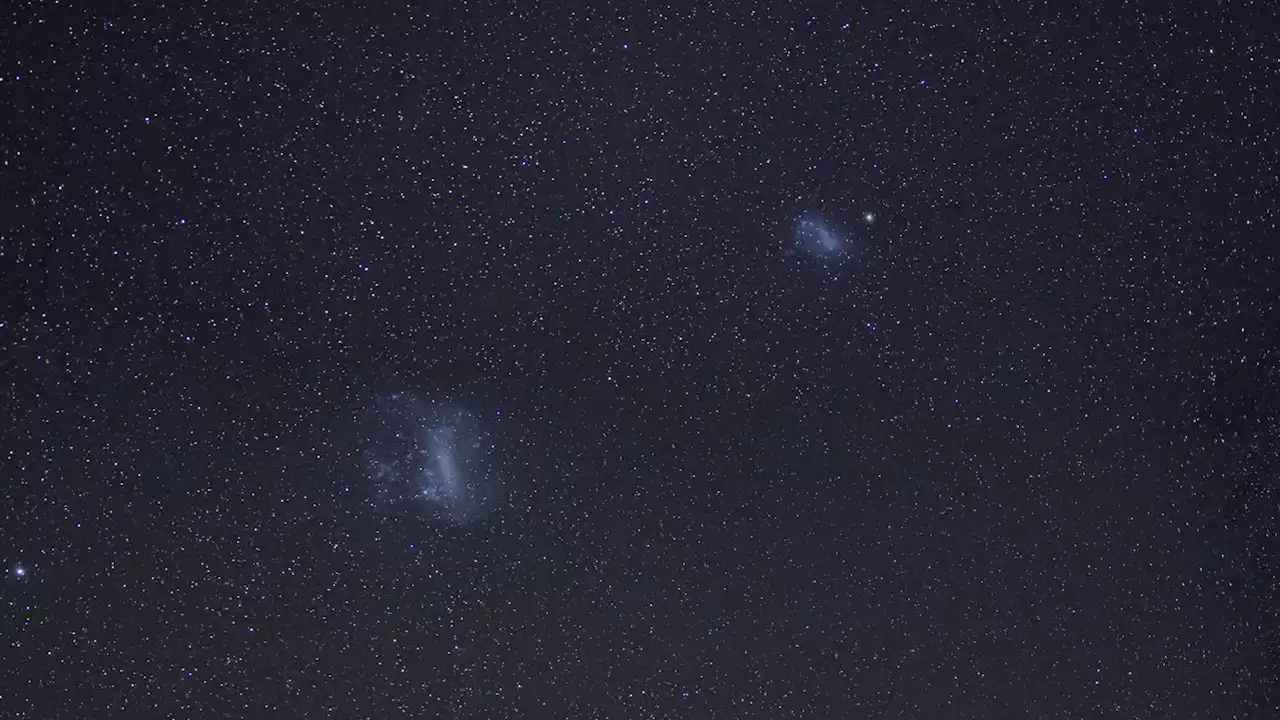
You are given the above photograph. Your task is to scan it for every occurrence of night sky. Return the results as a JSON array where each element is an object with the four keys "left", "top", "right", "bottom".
[{"left": 2, "top": 1, "right": 1278, "bottom": 718}]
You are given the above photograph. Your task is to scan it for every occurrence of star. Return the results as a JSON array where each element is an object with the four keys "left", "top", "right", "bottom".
[{"left": 14, "top": 567, "right": 25, "bottom": 577}]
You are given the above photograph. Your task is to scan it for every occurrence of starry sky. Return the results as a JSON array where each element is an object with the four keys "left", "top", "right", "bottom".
[{"left": 2, "top": 1, "right": 1278, "bottom": 718}]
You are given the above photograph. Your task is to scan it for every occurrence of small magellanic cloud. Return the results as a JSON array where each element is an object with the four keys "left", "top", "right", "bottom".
[{"left": 793, "top": 213, "right": 846, "bottom": 259}]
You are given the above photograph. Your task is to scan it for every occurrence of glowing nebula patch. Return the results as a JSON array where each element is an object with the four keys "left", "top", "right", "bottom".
[
  {"left": 793, "top": 213, "right": 846, "bottom": 258},
  {"left": 361, "top": 393, "right": 498, "bottom": 525}
]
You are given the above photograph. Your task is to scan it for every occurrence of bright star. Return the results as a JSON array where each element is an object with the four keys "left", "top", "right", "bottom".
[
  {"left": 14, "top": 567, "right": 25, "bottom": 577},
  {"left": 863, "top": 212, "right": 875, "bottom": 223}
]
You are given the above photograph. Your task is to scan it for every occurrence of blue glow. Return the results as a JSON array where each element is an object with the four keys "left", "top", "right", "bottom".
[
  {"left": 793, "top": 213, "right": 847, "bottom": 258},
  {"left": 363, "top": 394, "right": 497, "bottom": 525}
]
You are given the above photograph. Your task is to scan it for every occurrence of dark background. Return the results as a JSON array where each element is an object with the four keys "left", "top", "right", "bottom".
[{"left": 2, "top": 1, "right": 1277, "bottom": 717}]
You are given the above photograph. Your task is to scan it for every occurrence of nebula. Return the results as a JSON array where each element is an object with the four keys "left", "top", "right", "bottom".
[
  {"left": 360, "top": 393, "right": 496, "bottom": 524},
  {"left": 793, "top": 213, "right": 847, "bottom": 259}
]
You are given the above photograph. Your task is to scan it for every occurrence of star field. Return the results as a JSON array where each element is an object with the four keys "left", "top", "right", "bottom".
[{"left": 1, "top": 1, "right": 1277, "bottom": 718}]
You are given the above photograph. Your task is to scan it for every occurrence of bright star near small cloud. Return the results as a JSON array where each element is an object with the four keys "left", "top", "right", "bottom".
[
  {"left": 14, "top": 567, "right": 25, "bottom": 577},
  {"left": 863, "top": 212, "right": 875, "bottom": 223}
]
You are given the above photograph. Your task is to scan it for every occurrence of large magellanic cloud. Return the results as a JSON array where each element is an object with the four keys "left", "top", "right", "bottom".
[{"left": 361, "top": 393, "right": 498, "bottom": 525}]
